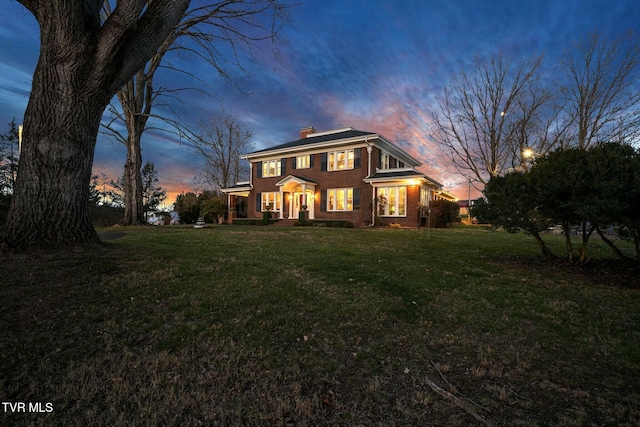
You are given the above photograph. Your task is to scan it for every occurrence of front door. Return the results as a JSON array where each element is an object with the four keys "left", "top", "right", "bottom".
[{"left": 292, "top": 190, "right": 312, "bottom": 219}]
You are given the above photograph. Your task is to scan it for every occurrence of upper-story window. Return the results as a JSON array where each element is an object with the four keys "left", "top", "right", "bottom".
[
  {"left": 296, "top": 155, "right": 311, "bottom": 169},
  {"left": 262, "top": 159, "right": 281, "bottom": 177},
  {"left": 328, "top": 149, "right": 354, "bottom": 171},
  {"left": 381, "top": 152, "right": 390, "bottom": 170}
]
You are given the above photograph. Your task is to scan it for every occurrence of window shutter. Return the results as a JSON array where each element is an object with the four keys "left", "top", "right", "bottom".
[
  {"left": 292, "top": 157, "right": 297, "bottom": 170},
  {"left": 281, "top": 158, "right": 286, "bottom": 176},
  {"left": 310, "top": 154, "right": 315, "bottom": 168},
  {"left": 353, "top": 188, "right": 360, "bottom": 209},
  {"left": 378, "top": 150, "right": 382, "bottom": 169},
  {"left": 320, "top": 189, "right": 327, "bottom": 212},
  {"left": 256, "top": 162, "right": 262, "bottom": 178},
  {"left": 321, "top": 153, "right": 327, "bottom": 171},
  {"left": 256, "top": 193, "right": 261, "bottom": 212},
  {"left": 354, "top": 148, "right": 361, "bottom": 169}
]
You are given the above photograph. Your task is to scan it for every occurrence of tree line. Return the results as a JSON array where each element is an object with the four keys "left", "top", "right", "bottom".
[
  {"left": 431, "top": 31, "right": 640, "bottom": 188},
  {"left": 472, "top": 142, "right": 640, "bottom": 263}
]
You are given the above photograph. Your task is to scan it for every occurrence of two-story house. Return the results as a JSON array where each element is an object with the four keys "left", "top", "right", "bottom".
[{"left": 222, "top": 126, "right": 453, "bottom": 227}]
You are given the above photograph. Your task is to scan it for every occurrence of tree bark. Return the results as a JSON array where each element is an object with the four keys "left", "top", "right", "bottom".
[
  {"left": 562, "top": 220, "right": 574, "bottom": 262},
  {"left": 531, "top": 230, "right": 556, "bottom": 259},
  {"left": 3, "top": 11, "right": 107, "bottom": 250},
  {"left": 595, "top": 226, "right": 628, "bottom": 260},
  {"left": 2, "top": 0, "right": 189, "bottom": 251},
  {"left": 123, "top": 142, "right": 144, "bottom": 226}
]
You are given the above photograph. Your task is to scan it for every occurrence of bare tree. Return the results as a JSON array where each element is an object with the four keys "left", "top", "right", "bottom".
[
  {"left": 100, "top": 0, "right": 290, "bottom": 225},
  {"left": 194, "top": 114, "right": 253, "bottom": 195},
  {"left": 430, "top": 53, "right": 556, "bottom": 187},
  {"left": 3, "top": 0, "right": 190, "bottom": 251},
  {"left": 559, "top": 31, "right": 640, "bottom": 149},
  {"left": 0, "top": 118, "right": 20, "bottom": 196}
]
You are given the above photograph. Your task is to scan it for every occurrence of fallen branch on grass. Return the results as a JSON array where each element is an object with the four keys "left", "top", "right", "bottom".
[{"left": 424, "top": 373, "right": 496, "bottom": 427}]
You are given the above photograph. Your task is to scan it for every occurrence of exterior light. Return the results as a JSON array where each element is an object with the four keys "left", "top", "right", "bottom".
[{"left": 522, "top": 147, "right": 535, "bottom": 159}]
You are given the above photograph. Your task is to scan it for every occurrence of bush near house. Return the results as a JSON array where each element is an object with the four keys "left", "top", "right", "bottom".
[{"left": 429, "top": 199, "right": 460, "bottom": 228}]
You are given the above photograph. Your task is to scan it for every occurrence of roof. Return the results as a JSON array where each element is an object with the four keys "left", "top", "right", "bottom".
[
  {"left": 243, "top": 126, "right": 423, "bottom": 168},
  {"left": 249, "top": 128, "right": 377, "bottom": 155},
  {"left": 221, "top": 182, "right": 252, "bottom": 194},
  {"left": 275, "top": 174, "right": 319, "bottom": 186},
  {"left": 365, "top": 168, "right": 443, "bottom": 188},
  {"left": 366, "top": 169, "right": 425, "bottom": 179}
]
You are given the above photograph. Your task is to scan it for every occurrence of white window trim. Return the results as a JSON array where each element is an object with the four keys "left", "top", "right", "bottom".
[
  {"left": 296, "top": 155, "right": 311, "bottom": 169},
  {"left": 327, "top": 149, "right": 354, "bottom": 171},
  {"left": 327, "top": 188, "right": 353, "bottom": 211},
  {"left": 261, "top": 192, "right": 281, "bottom": 212},
  {"left": 262, "top": 159, "right": 282, "bottom": 177},
  {"left": 381, "top": 152, "right": 390, "bottom": 170},
  {"left": 377, "top": 186, "right": 407, "bottom": 217}
]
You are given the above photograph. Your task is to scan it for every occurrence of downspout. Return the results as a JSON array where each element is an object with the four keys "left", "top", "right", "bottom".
[
  {"left": 365, "top": 138, "right": 376, "bottom": 226},
  {"left": 249, "top": 161, "right": 253, "bottom": 213}
]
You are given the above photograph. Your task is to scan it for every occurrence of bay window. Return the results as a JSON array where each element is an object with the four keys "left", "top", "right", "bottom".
[{"left": 377, "top": 186, "right": 407, "bottom": 216}]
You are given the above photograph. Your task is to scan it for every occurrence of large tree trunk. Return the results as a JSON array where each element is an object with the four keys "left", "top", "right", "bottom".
[
  {"left": 2, "top": 25, "right": 107, "bottom": 250},
  {"left": 2, "top": 0, "right": 190, "bottom": 251},
  {"left": 123, "top": 132, "right": 145, "bottom": 226}
]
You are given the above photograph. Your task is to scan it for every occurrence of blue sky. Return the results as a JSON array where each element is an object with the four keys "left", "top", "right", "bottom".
[{"left": 1, "top": 0, "right": 639, "bottom": 201}]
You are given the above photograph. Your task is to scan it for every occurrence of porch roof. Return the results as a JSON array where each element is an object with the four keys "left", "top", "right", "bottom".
[
  {"left": 275, "top": 174, "right": 318, "bottom": 186},
  {"left": 221, "top": 182, "right": 252, "bottom": 195},
  {"left": 364, "top": 168, "right": 442, "bottom": 188}
]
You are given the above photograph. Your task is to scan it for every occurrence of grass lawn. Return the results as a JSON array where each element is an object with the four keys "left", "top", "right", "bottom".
[{"left": 1, "top": 225, "right": 639, "bottom": 426}]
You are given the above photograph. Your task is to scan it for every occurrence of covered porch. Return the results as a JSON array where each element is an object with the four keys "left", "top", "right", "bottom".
[
  {"left": 275, "top": 175, "right": 318, "bottom": 220},
  {"left": 221, "top": 182, "right": 251, "bottom": 224}
]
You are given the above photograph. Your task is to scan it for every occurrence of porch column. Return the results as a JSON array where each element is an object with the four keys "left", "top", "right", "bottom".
[
  {"left": 309, "top": 187, "right": 315, "bottom": 219},
  {"left": 227, "top": 194, "right": 236, "bottom": 224},
  {"left": 371, "top": 184, "right": 376, "bottom": 225},
  {"left": 279, "top": 187, "right": 284, "bottom": 219},
  {"left": 302, "top": 184, "right": 307, "bottom": 207}
]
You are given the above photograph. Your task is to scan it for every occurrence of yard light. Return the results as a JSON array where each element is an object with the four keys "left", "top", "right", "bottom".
[{"left": 522, "top": 147, "right": 535, "bottom": 159}]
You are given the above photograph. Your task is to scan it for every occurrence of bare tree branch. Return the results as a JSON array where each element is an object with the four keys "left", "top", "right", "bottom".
[
  {"left": 559, "top": 31, "right": 640, "bottom": 148},
  {"left": 431, "top": 53, "right": 551, "bottom": 185}
]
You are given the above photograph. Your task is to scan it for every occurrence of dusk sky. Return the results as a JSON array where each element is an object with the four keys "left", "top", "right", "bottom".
[{"left": 1, "top": 0, "right": 639, "bottom": 204}]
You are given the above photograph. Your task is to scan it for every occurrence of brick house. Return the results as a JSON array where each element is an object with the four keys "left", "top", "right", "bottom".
[{"left": 222, "top": 126, "right": 454, "bottom": 227}]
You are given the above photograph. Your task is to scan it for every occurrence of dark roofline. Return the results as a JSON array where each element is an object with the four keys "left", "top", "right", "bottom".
[{"left": 247, "top": 128, "right": 377, "bottom": 156}]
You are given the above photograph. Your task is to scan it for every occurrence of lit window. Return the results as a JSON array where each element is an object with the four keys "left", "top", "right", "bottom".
[
  {"left": 328, "top": 149, "right": 354, "bottom": 171},
  {"left": 420, "top": 187, "right": 429, "bottom": 205},
  {"left": 377, "top": 186, "right": 407, "bottom": 216},
  {"left": 327, "top": 188, "right": 353, "bottom": 211},
  {"left": 261, "top": 192, "right": 281, "bottom": 211},
  {"left": 262, "top": 160, "right": 281, "bottom": 177},
  {"left": 296, "top": 155, "right": 310, "bottom": 169}
]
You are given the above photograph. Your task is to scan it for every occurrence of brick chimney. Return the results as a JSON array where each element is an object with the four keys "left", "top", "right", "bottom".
[{"left": 299, "top": 126, "right": 316, "bottom": 139}]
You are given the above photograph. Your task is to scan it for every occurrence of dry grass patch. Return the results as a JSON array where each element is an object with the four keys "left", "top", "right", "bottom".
[{"left": 1, "top": 226, "right": 639, "bottom": 426}]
